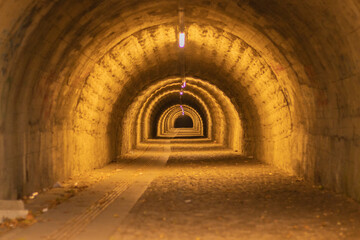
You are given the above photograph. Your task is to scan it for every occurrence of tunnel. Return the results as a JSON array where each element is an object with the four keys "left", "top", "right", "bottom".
[
  {"left": 1, "top": 0, "right": 360, "bottom": 239},
  {"left": 174, "top": 115, "right": 193, "bottom": 128}
]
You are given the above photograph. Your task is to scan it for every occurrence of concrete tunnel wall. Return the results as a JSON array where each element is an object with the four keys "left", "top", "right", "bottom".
[
  {"left": 0, "top": 0, "right": 360, "bottom": 201},
  {"left": 158, "top": 105, "right": 203, "bottom": 135},
  {"left": 114, "top": 76, "right": 244, "bottom": 155},
  {"left": 172, "top": 113, "right": 195, "bottom": 129},
  {"left": 127, "top": 77, "right": 243, "bottom": 150}
]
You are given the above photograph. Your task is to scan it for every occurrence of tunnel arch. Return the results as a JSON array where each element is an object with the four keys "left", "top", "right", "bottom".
[
  {"left": 174, "top": 114, "right": 194, "bottom": 128},
  {"left": 174, "top": 115, "right": 194, "bottom": 128},
  {"left": 115, "top": 76, "right": 244, "bottom": 155},
  {"left": 157, "top": 104, "right": 204, "bottom": 138},
  {"left": 0, "top": 0, "right": 359, "bottom": 202}
]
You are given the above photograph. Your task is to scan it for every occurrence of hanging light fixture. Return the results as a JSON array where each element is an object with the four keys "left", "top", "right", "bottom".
[
  {"left": 178, "top": 2, "right": 187, "bottom": 100},
  {"left": 178, "top": 7, "right": 185, "bottom": 48},
  {"left": 179, "top": 32, "right": 185, "bottom": 48}
]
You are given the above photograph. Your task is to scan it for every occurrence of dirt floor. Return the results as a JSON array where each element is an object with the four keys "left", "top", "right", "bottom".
[
  {"left": 113, "top": 153, "right": 360, "bottom": 240},
  {"left": 2, "top": 151, "right": 360, "bottom": 240}
]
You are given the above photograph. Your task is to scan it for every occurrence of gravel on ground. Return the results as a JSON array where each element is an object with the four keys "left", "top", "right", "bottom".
[{"left": 116, "top": 153, "right": 360, "bottom": 240}]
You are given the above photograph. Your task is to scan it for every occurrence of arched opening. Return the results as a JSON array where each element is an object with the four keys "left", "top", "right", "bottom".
[
  {"left": 174, "top": 115, "right": 193, "bottom": 128},
  {"left": 1, "top": 1, "right": 360, "bottom": 239}
]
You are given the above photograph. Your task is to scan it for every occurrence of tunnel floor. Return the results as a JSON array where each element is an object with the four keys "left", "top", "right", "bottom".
[{"left": 2, "top": 150, "right": 360, "bottom": 240}]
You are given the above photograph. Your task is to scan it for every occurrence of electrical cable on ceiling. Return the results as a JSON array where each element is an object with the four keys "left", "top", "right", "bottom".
[{"left": 178, "top": 0, "right": 186, "bottom": 115}]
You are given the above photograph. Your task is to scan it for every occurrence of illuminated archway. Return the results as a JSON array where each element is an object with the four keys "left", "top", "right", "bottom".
[
  {"left": 174, "top": 114, "right": 193, "bottom": 128},
  {"left": 1, "top": 0, "right": 360, "bottom": 201}
]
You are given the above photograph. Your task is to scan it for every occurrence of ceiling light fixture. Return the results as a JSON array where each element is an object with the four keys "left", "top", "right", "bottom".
[
  {"left": 178, "top": 2, "right": 187, "bottom": 103},
  {"left": 179, "top": 32, "right": 185, "bottom": 48}
]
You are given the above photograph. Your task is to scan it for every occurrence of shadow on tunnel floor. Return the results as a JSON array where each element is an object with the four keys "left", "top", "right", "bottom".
[
  {"left": 155, "top": 136, "right": 206, "bottom": 139},
  {"left": 116, "top": 154, "right": 360, "bottom": 240},
  {"left": 116, "top": 149, "right": 258, "bottom": 168},
  {"left": 166, "top": 153, "right": 259, "bottom": 167}
]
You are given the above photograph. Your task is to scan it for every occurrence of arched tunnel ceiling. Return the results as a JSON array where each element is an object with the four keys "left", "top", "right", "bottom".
[
  {"left": 147, "top": 89, "right": 207, "bottom": 138},
  {"left": 158, "top": 105, "right": 203, "bottom": 136},
  {"left": 114, "top": 77, "right": 242, "bottom": 154},
  {"left": 0, "top": 0, "right": 360, "bottom": 201},
  {"left": 174, "top": 114, "right": 194, "bottom": 129}
]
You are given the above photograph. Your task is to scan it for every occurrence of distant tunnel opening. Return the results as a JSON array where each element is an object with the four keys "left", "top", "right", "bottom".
[{"left": 174, "top": 115, "right": 193, "bottom": 128}]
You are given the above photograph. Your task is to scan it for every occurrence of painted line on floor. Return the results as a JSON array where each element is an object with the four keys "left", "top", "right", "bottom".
[{"left": 46, "top": 181, "right": 131, "bottom": 240}]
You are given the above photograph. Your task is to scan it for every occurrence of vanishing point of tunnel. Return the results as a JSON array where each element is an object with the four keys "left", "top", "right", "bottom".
[{"left": 1, "top": 0, "right": 360, "bottom": 239}]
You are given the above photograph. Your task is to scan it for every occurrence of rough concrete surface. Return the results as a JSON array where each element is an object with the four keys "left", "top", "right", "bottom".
[
  {"left": 0, "top": 0, "right": 360, "bottom": 218},
  {"left": 1, "top": 151, "right": 360, "bottom": 240},
  {"left": 0, "top": 201, "right": 28, "bottom": 223},
  {"left": 114, "top": 153, "right": 360, "bottom": 240}
]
